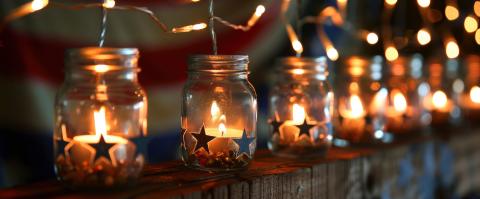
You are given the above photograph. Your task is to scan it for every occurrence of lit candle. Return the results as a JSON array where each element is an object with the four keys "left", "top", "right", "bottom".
[
  {"left": 73, "top": 107, "right": 128, "bottom": 145},
  {"left": 461, "top": 86, "right": 480, "bottom": 109},
  {"left": 338, "top": 95, "right": 367, "bottom": 141},
  {"left": 279, "top": 104, "right": 317, "bottom": 145},
  {"left": 204, "top": 102, "right": 244, "bottom": 153},
  {"left": 425, "top": 90, "right": 453, "bottom": 126},
  {"left": 385, "top": 90, "right": 410, "bottom": 133}
]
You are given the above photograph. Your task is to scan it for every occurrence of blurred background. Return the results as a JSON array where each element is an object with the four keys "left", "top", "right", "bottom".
[{"left": 0, "top": 0, "right": 479, "bottom": 190}]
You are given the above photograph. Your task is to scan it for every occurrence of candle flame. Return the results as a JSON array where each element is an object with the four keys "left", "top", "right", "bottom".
[
  {"left": 292, "top": 103, "right": 306, "bottom": 124},
  {"left": 102, "top": 0, "right": 115, "bottom": 8},
  {"left": 218, "top": 122, "right": 227, "bottom": 135},
  {"left": 31, "top": 0, "right": 49, "bottom": 11},
  {"left": 417, "top": 28, "right": 431, "bottom": 45},
  {"left": 349, "top": 95, "right": 365, "bottom": 118},
  {"left": 432, "top": 90, "right": 448, "bottom": 109},
  {"left": 94, "top": 107, "right": 108, "bottom": 135},
  {"left": 392, "top": 91, "right": 407, "bottom": 113},
  {"left": 445, "top": 5, "right": 459, "bottom": 21},
  {"left": 470, "top": 86, "right": 480, "bottom": 103},
  {"left": 211, "top": 101, "right": 220, "bottom": 119},
  {"left": 445, "top": 40, "right": 460, "bottom": 59}
]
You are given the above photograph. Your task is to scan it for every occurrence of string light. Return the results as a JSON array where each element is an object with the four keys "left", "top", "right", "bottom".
[
  {"left": 172, "top": 23, "right": 207, "bottom": 33},
  {"left": 214, "top": 5, "right": 266, "bottom": 31},
  {"left": 31, "top": 0, "right": 49, "bottom": 11},
  {"left": 475, "top": 1, "right": 480, "bottom": 17},
  {"left": 285, "top": 24, "right": 303, "bottom": 55},
  {"left": 366, "top": 32, "right": 379, "bottom": 44},
  {"left": 476, "top": 29, "right": 480, "bottom": 45},
  {"left": 385, "top": 45, "right": 399, "bottom": 61},
  {"left": 445, "top": 5, "right": 459, "bottom": 21},
  {"left": 385, "top": 0, "right": 397, "bottom": 6},
  {"left": 417, "top": 28, "right": 431, "bottom": 45},
  {"left": 102, "top": 0, "right": 115, "bottom": 8},
  {"left": 326, "top": 47, "right": 339, "bottom": 61},
  {"left": 445, "top": 40, "right": 460, "bottom": 59},
  {"left": 464, "top": 15, "right": 478, "bottom": 33},
  {"left": 417, "top": 0, "right": 430, "bottom": 8}
]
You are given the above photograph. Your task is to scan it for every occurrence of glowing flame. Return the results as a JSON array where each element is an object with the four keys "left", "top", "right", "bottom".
[
  {"left": 417, "top": 28, "right": 431, "bottom": 45},
  {"left": 102, "top": 0, "right": 115, "bottom": 8},
  {"left": 432, "top": 91, "right": 448, "bottom": 109},
  {"left": 171, "top": 23, "right": 207, "bottom": 33},
  {"left": 286, "top": 24, "right": 303, "bottom": 55},
  {"left": 349, "top": 95, "right": 365, "bottom": 118},
  {"left": 73, "top": 106, "right": 127, "bottom": 145},
  {"left": 218, "top": 120, "right": 227, "bottom": 135},
  {"left": 292, "top": 103, "right": 306, "bottom": 124},
  {"left": 417, "top": 0, "right": 430, "bottom": 8},
  {"left": 366, "top": 32, "right": 379, "bottom": 44},
  {"left": 470, "top": 86, "right": 480, "bottom": 103},
  {"left": 292, "top": 69, "right": 305, "bottom": 75},
  {"left": 93, "top": 64, "right": 110, "bottom": 73},
  {"left": 445, "top": 5, "right": 459, "bottom": 21},
  {"left": 464, "top": 15, "right": 478, "bottom": 33},
  {"left": 385, "top": 46, "right": 399, "bottom": 61},
  {"left": 445, "top": 40, "right": 460, "bottom": 59},
  {"left": 385, "top": 0, "right": 397, "bottom": 6},
  {"left": 211, "top": 101, "right": 220, "bottom": 119},
  {"left": 392, "top": 91, "right": 407, "bottom": 113},
  {"left": 31, "top": 0, "right": 49, "bottom": 11},
  {"left": 326, "top": 47, "right": 339, "bottom": 61},
  {"left": 94, "top": 107, "right": 108, "bottom": 135}
]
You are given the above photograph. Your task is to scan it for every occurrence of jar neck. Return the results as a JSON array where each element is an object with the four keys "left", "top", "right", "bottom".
[{"left": 275, "top": 56, "right": 328, "bottom": 82}]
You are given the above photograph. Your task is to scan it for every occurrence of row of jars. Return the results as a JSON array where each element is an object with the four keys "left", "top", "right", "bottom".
[{"left": 52, "top": 47, "right": 480, "bottom": 188}]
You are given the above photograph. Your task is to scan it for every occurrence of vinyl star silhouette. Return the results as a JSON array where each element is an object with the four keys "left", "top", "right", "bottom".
[
  {"left": 91, "top": 134, "right": 115, "bottom": 160},
  {"left": 56, "top": 139, "right": 70, "bottom": 156},
  {"left": 295, "top": 119, "right": 315, "bottom": 138},
  {"left": 192, "top": 125, "right": 215, "bottom": 152},
  {"left": 269, "top": 118, "right": 284, "bottom": 135},
  {"left": 234, "top": 129, "right": 255, "bottom": 155}
]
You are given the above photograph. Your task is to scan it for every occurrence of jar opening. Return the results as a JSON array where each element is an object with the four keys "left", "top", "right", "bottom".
[
  {"left": 188, "top": 55, "right": 249, "bottom": 72},
  {"left": 276, "top": 56, "right": 328, "bottom": 75},
  {"left": 67, "top": 47, "right": 139, "bottom": 71}
]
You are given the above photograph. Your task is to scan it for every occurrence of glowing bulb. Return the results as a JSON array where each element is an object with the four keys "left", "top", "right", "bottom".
[
  {"left": 366, "top": 32, "right": 379, "bottom": 44},
  {"left": 292, "top": 103, "right": 306, "bottom": 124},
  {"left": 385, "top": 46, "right": 399, "bottom": 61},
  {"left": 464, "top": 15, "right": 478, "bottom": 33},
  {"left": 393, "top": 91, "right": 407, "bottom": 113},
  {"left": 326, "top": 47, "right": 339, "bottom": 61},
  {"left": 31, "top": 0, "right": 48, "bottom": 11},
  {"left": 445, "top": 41, "right": 459, "bottom": 59},
  {"left": 445, "top": 5, "right": 459, "bottom": 21},
  {"left": 292, "top": 40, "right": 303, "bottom": 55},
  {"left": 417, "top": 0, "right": 430, "bottom": 8},
  {"left": 102, "top": 0, "right": 115, "bottom": 8},
  {"left": 476, "top": 29, "right": 480, "bottom": 45},
  {"left": 93, "top": 64, "right": 110, "bottom": 73},
  {"left": 171, "top": 23, "right": 207, "bottom": 33},
  {"left": 385, "top": 0, "right": 397, "bottom": 6},
  {"left": 349, "top": 95, "right": 365, "bottom": 118},
  {"left": 470, "top": 86, "right": 480, "bottom": 103},
  {"left": 475, "top": 1, "right": 480, "bottom": 17},
  {"left": 417, "top": 28, "right": 431, "bottom": 45},
  {"left": 432, "top": 91, "right": 448, "bottom": 109},
  {"left": 94, "top": 107, "right": 107, "bottom": 135},
  {"left": 255, "top": 5, "right": 266, "bottom": 17},
  {"left": 286, "top": 24, "right": 303, "bottom": 55}
]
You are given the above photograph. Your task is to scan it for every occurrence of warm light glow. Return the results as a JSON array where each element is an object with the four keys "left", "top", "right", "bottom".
[
  {"left": 366, "top": 32, "right": 379, "bottom": 44},
  {"left": 94, "top": 107, "right": 108, "bottom": 135},
  {"left": 392, "top": 91, "right": 407, "bottom": 113},
  {"left": 475, "top": 1, "right": 480, "bottom": 17},
  {"left": 470, "top": 86, "right": 480, "bottom": 103},
  {"left": 247, "top": 5, "right": 266, "bottom": 27},
  {"left": 385, "top": 46, "right": 399, "bottom": 61},
  {"left": 417, "top": 0, "right": 430, "bottom": 8},
  {"left": 417, "top": 28, "right": 431, "bottom": 45},
  {"left": 93, "top": 64, "right": 110, "bottom": 73},
  {"left": 476, "top": 29, "right": 480, "bottom": 45},
  {"left": 292, "top": 103, "right": 306, "bottom": 124},
  {"left": 464, "top": 16, "right": 478, "bottom": 33},
  {"left": 445, "top": 40, "right": 460, "bottom": 59},
  {"left": 31, "top": 0, "right": 49, "bottom": 11},
  {"left": 349, "top": 95, "right": 365, "bottom": 118},
  {"left": 432, "top": 91, "right": 448, "bottom": 109},
  {"left": 218, "top": 122, "right": 227, "bottom": 135},
  {"left": 211, "top": 101, "right": 220, "bottom": 119},
  {"left": 102, "top": 0, "right": 115, "bottom": 8},
  {"left": 171, "top": 23, "right": 207, "bottom": 33},
  {"left": 292, "top": 69, "right": 305, "bottom": 75},
  {"left": 286, "top": 24, "right": 303, "bottom": 55},
  {"left": 73, "top": 107, "right": 128, "bottom": 144},
  {"left": 445, "top": 5, "right": 459, "bottom": 21},
  {"left": 385, "top": 0, "right": 397, "bottom": 6},
  {"left": 326, "top": 47, "right": 339, "bottom": 61},
  {"left": 192, "top": 0, "right": 200, "bottom": 2}
]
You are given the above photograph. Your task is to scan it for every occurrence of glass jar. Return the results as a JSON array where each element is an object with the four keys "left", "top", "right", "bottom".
[
  {"left": 384, "top": 56, "right": 427, "bottom": 135},
  {"left": 54, "top": 47, "right": 147, "bottom": 188},
  {"left": 333, "top": 56, "right": 390, "bottom": 146},
  {"left": 180, "top": 55, "right": 257, "bottom": 171},
  {"left": 268, "top": 57, "right": 333, "bottom": 157},
  {"left": 459, "top": 55, "right": 480, "bottom": 125}
]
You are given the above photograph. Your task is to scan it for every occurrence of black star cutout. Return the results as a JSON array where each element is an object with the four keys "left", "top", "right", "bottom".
[
  {"left": 192, "top": 125, "right": 215, "bottom": 152},
  {"left": 233, "top": 129, "right": 256, "bottom": 156},
  {"left": 295, "top": 119, "right": 315, "bottom": 138},
  {"left": 130, "top": 135, "right": 150, "bottom": 157},
  {"left": 365, "top": 114, "right": 372, "bottom": 125},
  {"left": 269, "top": 118, "right": 284, "bottom": 135},
  {"left": 90, "top": 134, "right": 115, "bottom": 160},
  {"left": 55, "top": 139, "right": 69, "bottom": 156}
]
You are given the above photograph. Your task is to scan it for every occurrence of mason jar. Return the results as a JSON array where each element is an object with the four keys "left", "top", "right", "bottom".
[
  {"left": 54, "top": 47, "right": 147, "bottom": 188},
  {"left": 180, "top": 55, "right": 257, "bottom": 171},
  {"left": 333, "top": 56, "right": 390, "bottom": 146},
  {"left": 268, "top": 57, "right": 333, "bottom": 157}
]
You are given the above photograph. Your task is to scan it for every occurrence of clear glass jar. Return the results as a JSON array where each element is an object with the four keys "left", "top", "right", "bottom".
[
  {"left": 54, "top": 47, "right": 147, "bottom": 188},
  {"left": 384, "top": 56, "right": 427, "bottom": 135},
  {"left": 180, "top": 55, "right": 257, "bottom": 171},
  {"left": 459, "top": 55, "right": 480, "bottom": 124},
  {"left": 333, "top": 56, "right": 390, "bottom": 146},
  {"left": 268, "top": 57, "right": 333, "bottom": 157}
]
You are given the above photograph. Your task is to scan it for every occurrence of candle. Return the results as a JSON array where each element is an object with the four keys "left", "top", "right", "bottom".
[
  {"left": 385, "top": 90, "right": 411, "bottom": 133},
  {"left": 73, "top": 107, "right": 128, "bottom": 145},
  {"left": 279, "top": 104, "right": 317, "bottom": 145},
  {"left": 338, "top": 95, "right": 366, "bottom": 141}
]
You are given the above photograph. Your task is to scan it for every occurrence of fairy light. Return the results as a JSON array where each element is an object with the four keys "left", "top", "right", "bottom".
[
  {"left": 417, "top": 0, "right": 430, "bottom": 8},
  {"left": 385, "top": 0, "right": 397, "bottom": 6},
  {"left": 385, "top": 45, "right": 399, "bottom": 61},
  {"left": 464, "top": 15, "right": 478, "bottom": 33},
  {"left": 286, "top": 24, "right": 303, "bottom": 55},
  {"left": 102, "top": 0, "right": 115, "bottom": 8},
  {"left": 172, "top": 23, "right": 207, "bottom": 33},
  {"left": 366, "top": 32, "right": 379, "bottom": 44},
  {"left": 326, "top": 47, "right": 339, "bottom": 61},
  {"left": 417, "top": 28, "right": 431, "bottom": 45},
  {"left": 476, "top": 29, "right": 480, "bottom": 45},
  {"left": 475, "top": 1, "right": 480, "bottom": 17},
  {"left": 31, "top": 0, "right": 49, "bottom": 11},
  {"left": 445, "top": 5, "right": 459, "bottom": 21},
  {"left": 445, "top": 40, "right": 460, "bottom": 59}
]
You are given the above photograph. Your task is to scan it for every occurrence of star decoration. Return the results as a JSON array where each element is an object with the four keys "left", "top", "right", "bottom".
[
  {"left": 233, "top": 129, "right": 256, "bottom": 156},
  {"left": 295, "top": 119, "right": 315, "bottom": 138},
  {"left": 58, "top": 125, "right": 74, "bottom": 158},
  {"left": 90, "top": 134, "right": 116, "bottom": 160},
  {"left": 56, "top": 139, "right": 69, "bottom": 156},
  {"left": 192, "top": 125, "right": 215, "bottom": 153},
  {"left": 269, "top": 118, "right": 284, "bottom": 135},
  {"left": 365, "top": 114, "right": 372, "bottom": 125}
]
